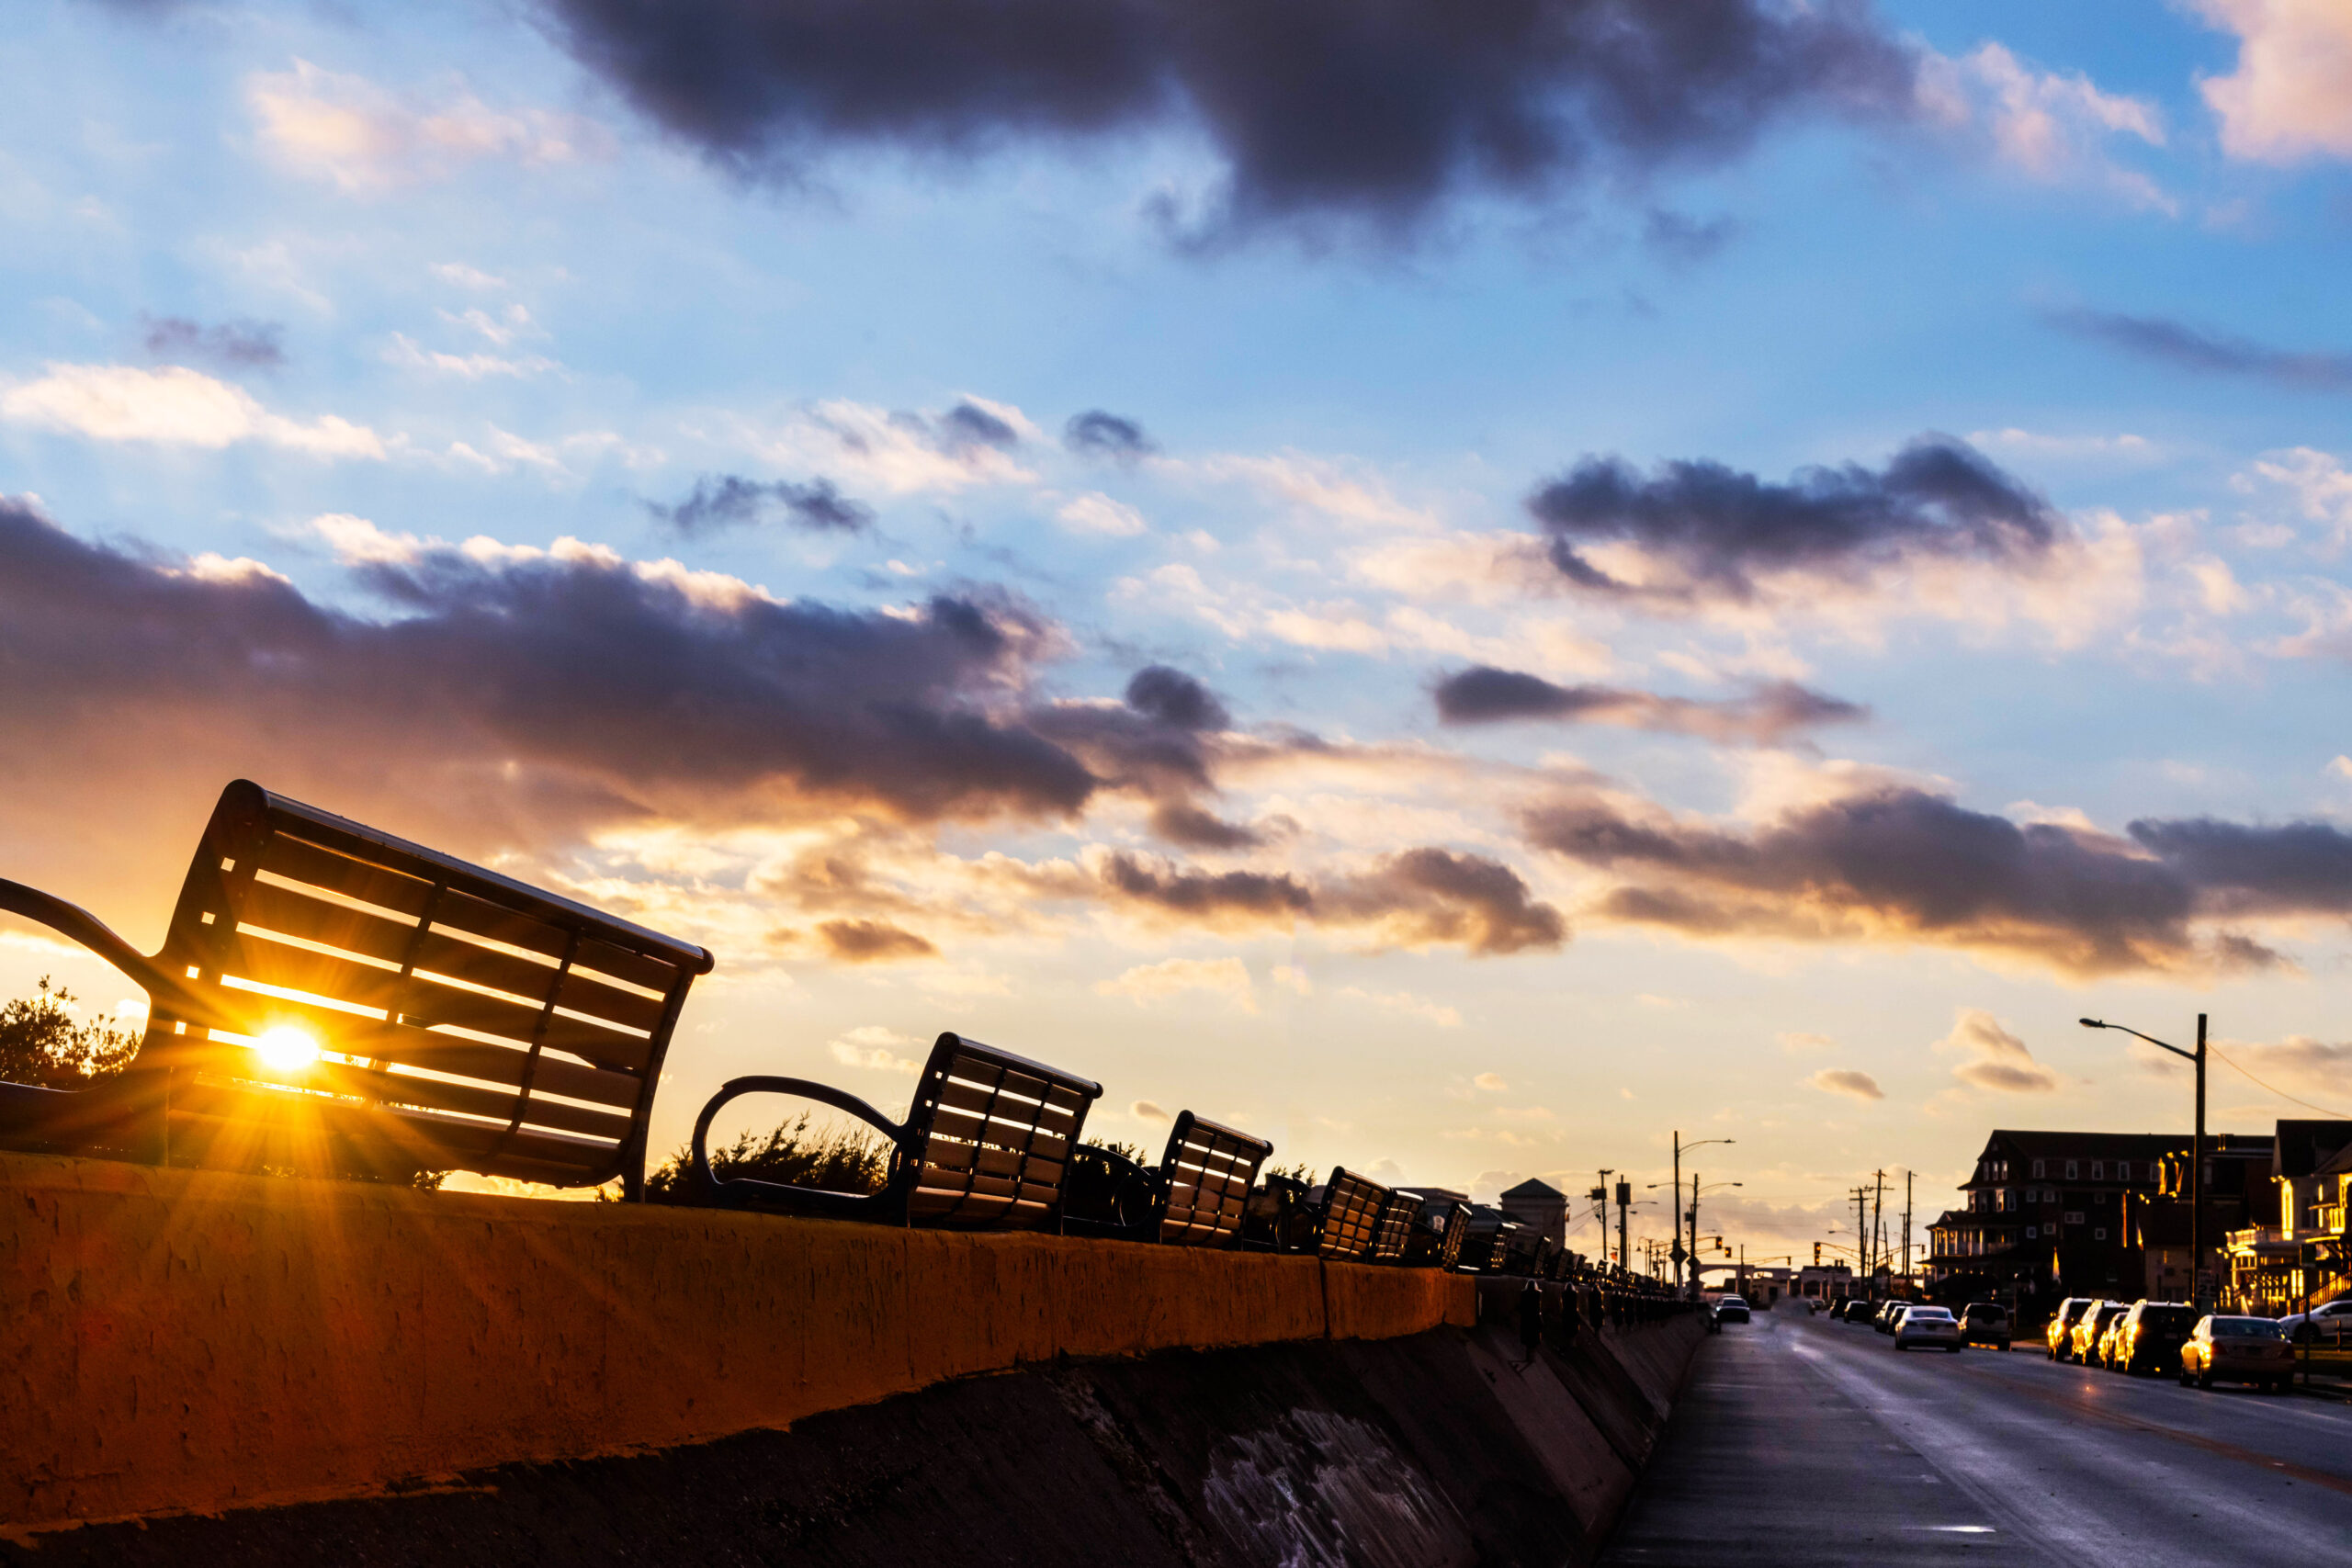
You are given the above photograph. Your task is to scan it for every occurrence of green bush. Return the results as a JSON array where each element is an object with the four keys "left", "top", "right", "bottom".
[
  {"left": 644, "top": 1111, "right": 889, "bottom": 1202},
  {"left": 0, "top": 976, "right": 140, "bottom": 1088}
]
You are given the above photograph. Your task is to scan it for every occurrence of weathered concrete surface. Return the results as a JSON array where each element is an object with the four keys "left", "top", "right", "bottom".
[
  {"left": 4, "top": 1315, "right": 1708, "bottom": 1568},
  {"left": 0, "top": 1151, "right": 1473, "bottom": 1532}
]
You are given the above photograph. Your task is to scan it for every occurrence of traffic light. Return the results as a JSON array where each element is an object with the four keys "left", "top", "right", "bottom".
[{"left": 1814, "top": 1242, "right": 1822, "bottom": 1266}]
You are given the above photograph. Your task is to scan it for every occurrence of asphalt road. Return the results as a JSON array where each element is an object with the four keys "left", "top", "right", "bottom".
[{"left": 1600, "top": 1303, "right": 2352, "bottom": 1567}]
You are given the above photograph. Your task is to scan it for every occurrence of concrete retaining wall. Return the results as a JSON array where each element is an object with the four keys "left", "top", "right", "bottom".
[
  {"left": 0, "top": 1151, "right": 1476, "bottom": 1534},
  {"left": 4, "top": 1315, "right": 1710, "bottom": 1567}
]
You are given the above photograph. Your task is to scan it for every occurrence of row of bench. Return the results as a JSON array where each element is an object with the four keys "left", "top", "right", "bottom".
[{"left": 0, "top": 782, "right": 1598, "bottom": 1271}]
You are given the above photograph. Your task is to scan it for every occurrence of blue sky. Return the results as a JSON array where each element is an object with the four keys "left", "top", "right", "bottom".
[{"left": 5, "top": 0, "right": 2351, "bottom": 1260}]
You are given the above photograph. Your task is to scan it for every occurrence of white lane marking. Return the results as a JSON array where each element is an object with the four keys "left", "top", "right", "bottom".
[{"left": 1917, "top": 1526, "right": 1997, "bottom": 1534}]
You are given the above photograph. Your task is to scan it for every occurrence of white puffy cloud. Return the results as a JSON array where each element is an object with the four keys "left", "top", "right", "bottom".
[
  {"left": 246, "top": 61, "right": 607, "bottom": 192},
  {"left": 1056, "top": 491, "right": 1150, "bottom": 536},
  {"left": 1921, "top": 42, "right": 2173, "bottom": 211},
  {"left": 1937, "top": 1008, "right": 2061, "bottom": 1093},
  {"left": 0, "top": 363, "right": 384, "bottom": 458},
  {"left": 2193, "top": 0, "right": 2352, "bottom": 163}
]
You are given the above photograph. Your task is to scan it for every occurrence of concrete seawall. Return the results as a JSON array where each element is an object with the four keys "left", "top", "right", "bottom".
[{"left": 2, "top": 1150, "right": 1707, "bottom": 1563}]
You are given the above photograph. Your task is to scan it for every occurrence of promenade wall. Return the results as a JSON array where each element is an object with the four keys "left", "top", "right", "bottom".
[{"left": 0, "top": 1151, "right": 1475, "bottom": 1533}]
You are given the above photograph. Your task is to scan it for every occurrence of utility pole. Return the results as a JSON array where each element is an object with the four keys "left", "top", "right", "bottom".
[
  {"left": 1853, "top": 1186, "right": 1870, "bottom": 1290},
  {"left": 1903, "top": 1171, "right": 1914, "bottom": 1293},
  {"left": 1616, "top": 1178, "right": 1632, "bottom": 1275},
  {"left": 2194, "top": 1013, "right": 2209, "bottom": 1310},
  {"left": 1592, "top": 1170, "right": 1612, "bottom": 1259},
  {"left": 1672, "top": 1132, "right": 1683, "bottom": 1297},
  {"left": 1872, "top": 1170, "right": 1885, "bottom": 1292}
]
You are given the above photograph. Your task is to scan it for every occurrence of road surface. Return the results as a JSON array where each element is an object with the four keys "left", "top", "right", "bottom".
[{"left": 1600, "top": 1303, "right": 2352, "bottom": 1567}]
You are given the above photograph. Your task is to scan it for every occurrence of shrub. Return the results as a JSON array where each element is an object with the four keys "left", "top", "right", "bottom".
[
  {"left": 644, "top": 1111, "right": 889, "bottom": 1202},
  {"left": 0, "top": 977, "right": 140, "bottom": 1088}
]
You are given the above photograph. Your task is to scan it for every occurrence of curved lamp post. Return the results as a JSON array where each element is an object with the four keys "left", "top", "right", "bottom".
[{"left": 2082, "top": 1013, "right": 2208, "bottom": 1308}]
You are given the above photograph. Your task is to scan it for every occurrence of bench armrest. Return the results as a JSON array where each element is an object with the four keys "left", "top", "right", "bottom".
[
  {"left": 0, "top": 879, "right": 212, "bottom": 1025},
  {"left": 690, "top": 1075, "right": 908, "bottom": 1194}
]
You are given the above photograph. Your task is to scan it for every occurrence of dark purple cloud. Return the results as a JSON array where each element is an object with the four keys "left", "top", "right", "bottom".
[
  {"left": 539, "top": 0, "right": 1916, "bottom": 237},
  {"left": 646, "top": 474, "right": 875, "bottom": 536},
  {"left": 2048, "top": 308, "right": 2352, "bottom": 394},
  {"left": 0, "top": 499, "right": 1102, "bottom": 889},
  {"left": 140, "top": 314, "right": 286, "bottom": 371},
  {"left": 1091, "top": 845, "right": 1566, "bottom": 954},
  {"left": 1521, "top": 784, "right": 2350, "bottom": 975},
  {"left": 1434, "top": 666, "right": 1865, "bottom": 744},
  {"left": 1065, "top": 410, "right": 1158, "bottom": 460},
  {"left": 1528, "top": 435, "right": 2063, "bottom": 601}
]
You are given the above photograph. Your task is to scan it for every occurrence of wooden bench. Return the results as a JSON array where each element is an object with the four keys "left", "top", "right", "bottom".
[
  {"left": 1312, "top": 1166, "right": 1396, "bottom": 1261},
  {"left": 1368, "top": 1190, "right": 1418, "bottom": 1263},
  {"left": 1243, "top": 1170, "right": 1311, "bottom": 1251},
  {"left": 0, "top": 779, "right": 712, "bottom": 1194},
  {"left": 1461, "top": 1211, "right": 1523, "bottom": 1273},
  {"left": 689, "top": 1032, "right": 1102, "bottom": 1228},
  {"left": 1402, "top": 1195, "right": 1471, "bottom": 1269},
  {"left": 1064, "top": 1110, "right": 1273, "bottom": 1246}
]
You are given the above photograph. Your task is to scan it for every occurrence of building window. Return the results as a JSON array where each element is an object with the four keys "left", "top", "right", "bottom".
[
  {"left": 2032, "top": 1159, "right": 2046, "bottom": 1179},
  {"left": 2065, "top": 1212, "right": 2084, "bottom": 1225},
  {"left": 2091, "top": 1161, "right": 2105, "bottom": 1180},
  {"left": 2096, "top": 1227, "right": 2108, "bottom": 1241},
  {"left": 2116, "top": 1161, "right": 2130, "bottom": 1181},
  {"left": 2066, "top": 1162, "right": 2078, "bottom": 1179},
  {"left": 2027, "top": 1225, "right": 2038, "bottom": 1239}
]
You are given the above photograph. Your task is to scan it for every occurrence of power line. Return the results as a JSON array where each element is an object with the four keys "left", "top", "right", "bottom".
[{"left": 2208, "top": 1043, "right": 2350, "bottom": 1120}]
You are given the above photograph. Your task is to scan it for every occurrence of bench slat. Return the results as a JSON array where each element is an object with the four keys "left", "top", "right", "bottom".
[
  {"left": 236, "top": 879, "right": 416, "bottom": 964},
  {"left": 300, "top": 1058, "right": 635, "bottom": 1143},
  {"left": 259, "top": 833, "right": 434, "bottom": 919}
]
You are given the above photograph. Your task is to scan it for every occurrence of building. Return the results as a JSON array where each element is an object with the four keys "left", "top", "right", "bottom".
[
  {"left": 1795, "top": 1263, "right": 1856, "bottom": 1301},
  {"left": 2227, "top": 1122, "right": 2352, "bottom": 1312},
  {"left": 1499, "top": 1178, "right": 1567, "bottom": 1250},
  {"left": 2126, "top": 1134, "right": 2274, "bottom": 1302},
  {"left": 1928, "top": 1130, "right": 2199, "bottom": 1314}
]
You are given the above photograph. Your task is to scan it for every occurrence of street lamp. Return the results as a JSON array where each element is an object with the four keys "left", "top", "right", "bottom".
[
  {"left": 1674, "top": 1134, "right": 1736, "bottom": 1299},
  {"left": 2082, "top": 1013, "right": 2208, "bottom": 1308}
]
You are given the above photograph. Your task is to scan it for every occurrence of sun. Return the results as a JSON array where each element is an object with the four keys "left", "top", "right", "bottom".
[{"left": 253, "top": 1026, "right": 321, "bottom": 1075}]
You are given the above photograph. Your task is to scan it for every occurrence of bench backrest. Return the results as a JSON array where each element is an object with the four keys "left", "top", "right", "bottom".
[
  {"left": 1316, "top": 1166, "right": 1396, "bottom": 1260},
  {"left": 1463, "top": 1214, "right": 1521, "bottom": 1273},
  {"left": 1157, "top": 1111, "right": 1272, "bottom": 1246},
  {"left": 1438, "top": 1201, "right": 1471, "bottom": 1269},
  {"left": 1369, "top": 1191, "right": 1416, "bottom": 1263},
  {"left": 899, "top": 1033, "right": 1101, "bottom": 1228},
  {"left": 143, "top": 781, "right": 711, "bottom": 1189}
]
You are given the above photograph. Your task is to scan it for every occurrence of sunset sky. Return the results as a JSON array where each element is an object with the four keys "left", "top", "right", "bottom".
[{"left": 6, "top": 0, "right": 2352, "bottom": 1261}]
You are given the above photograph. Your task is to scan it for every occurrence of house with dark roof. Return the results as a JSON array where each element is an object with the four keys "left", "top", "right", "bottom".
[
  {"left": 2227, "top": 1121, "right": 2352, "bottom": 1312},
  {"left": 1928, "top": 1128, "right": 2203, "bottom": 1312}
]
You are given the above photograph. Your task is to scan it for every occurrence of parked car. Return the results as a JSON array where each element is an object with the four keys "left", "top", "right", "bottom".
[
  {"left": 1713, "top": 1294, "right": 1751, "bottom": 1325},
  {"left": 1959, "top": 1302, "right": 2012, "bottom": 1350},
  {"left": 1875, "top": 1300, "right": 1906, "bottom": 1334},
  {"left": 2095, "top": 1306, "right": 2132, "bottom": 1370},
  {"left": 1894, "top": 1304, "right": 1963, "bottom": 1352},
  {"left": 2109, "top": 1301, "right": 2199, "bottom": 1375},
  {"left": 2070, "top": 1302, "right": 2129, "bottom": 1365},
  {"left": 2278, "top": 1295, "right": 2352, "bottom": 1346},
  {"left": 2180, "top": 1315, "right": 2295, "bottom": 1392},
  {"left": 2047, "top": 1297, "right": 2096, "bottom": 1360},
  {"left": 1837, "top": 1299, "right": 1869, "bottom": 1321}
]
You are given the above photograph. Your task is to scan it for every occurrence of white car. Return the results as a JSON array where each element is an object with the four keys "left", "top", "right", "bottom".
[
  {"left": 1893, "top": 1304, "right": 1963, "bottom": 1352},
  {"left": 2278, "top": 1297, "right": 2352, "bottom": 1346}
]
